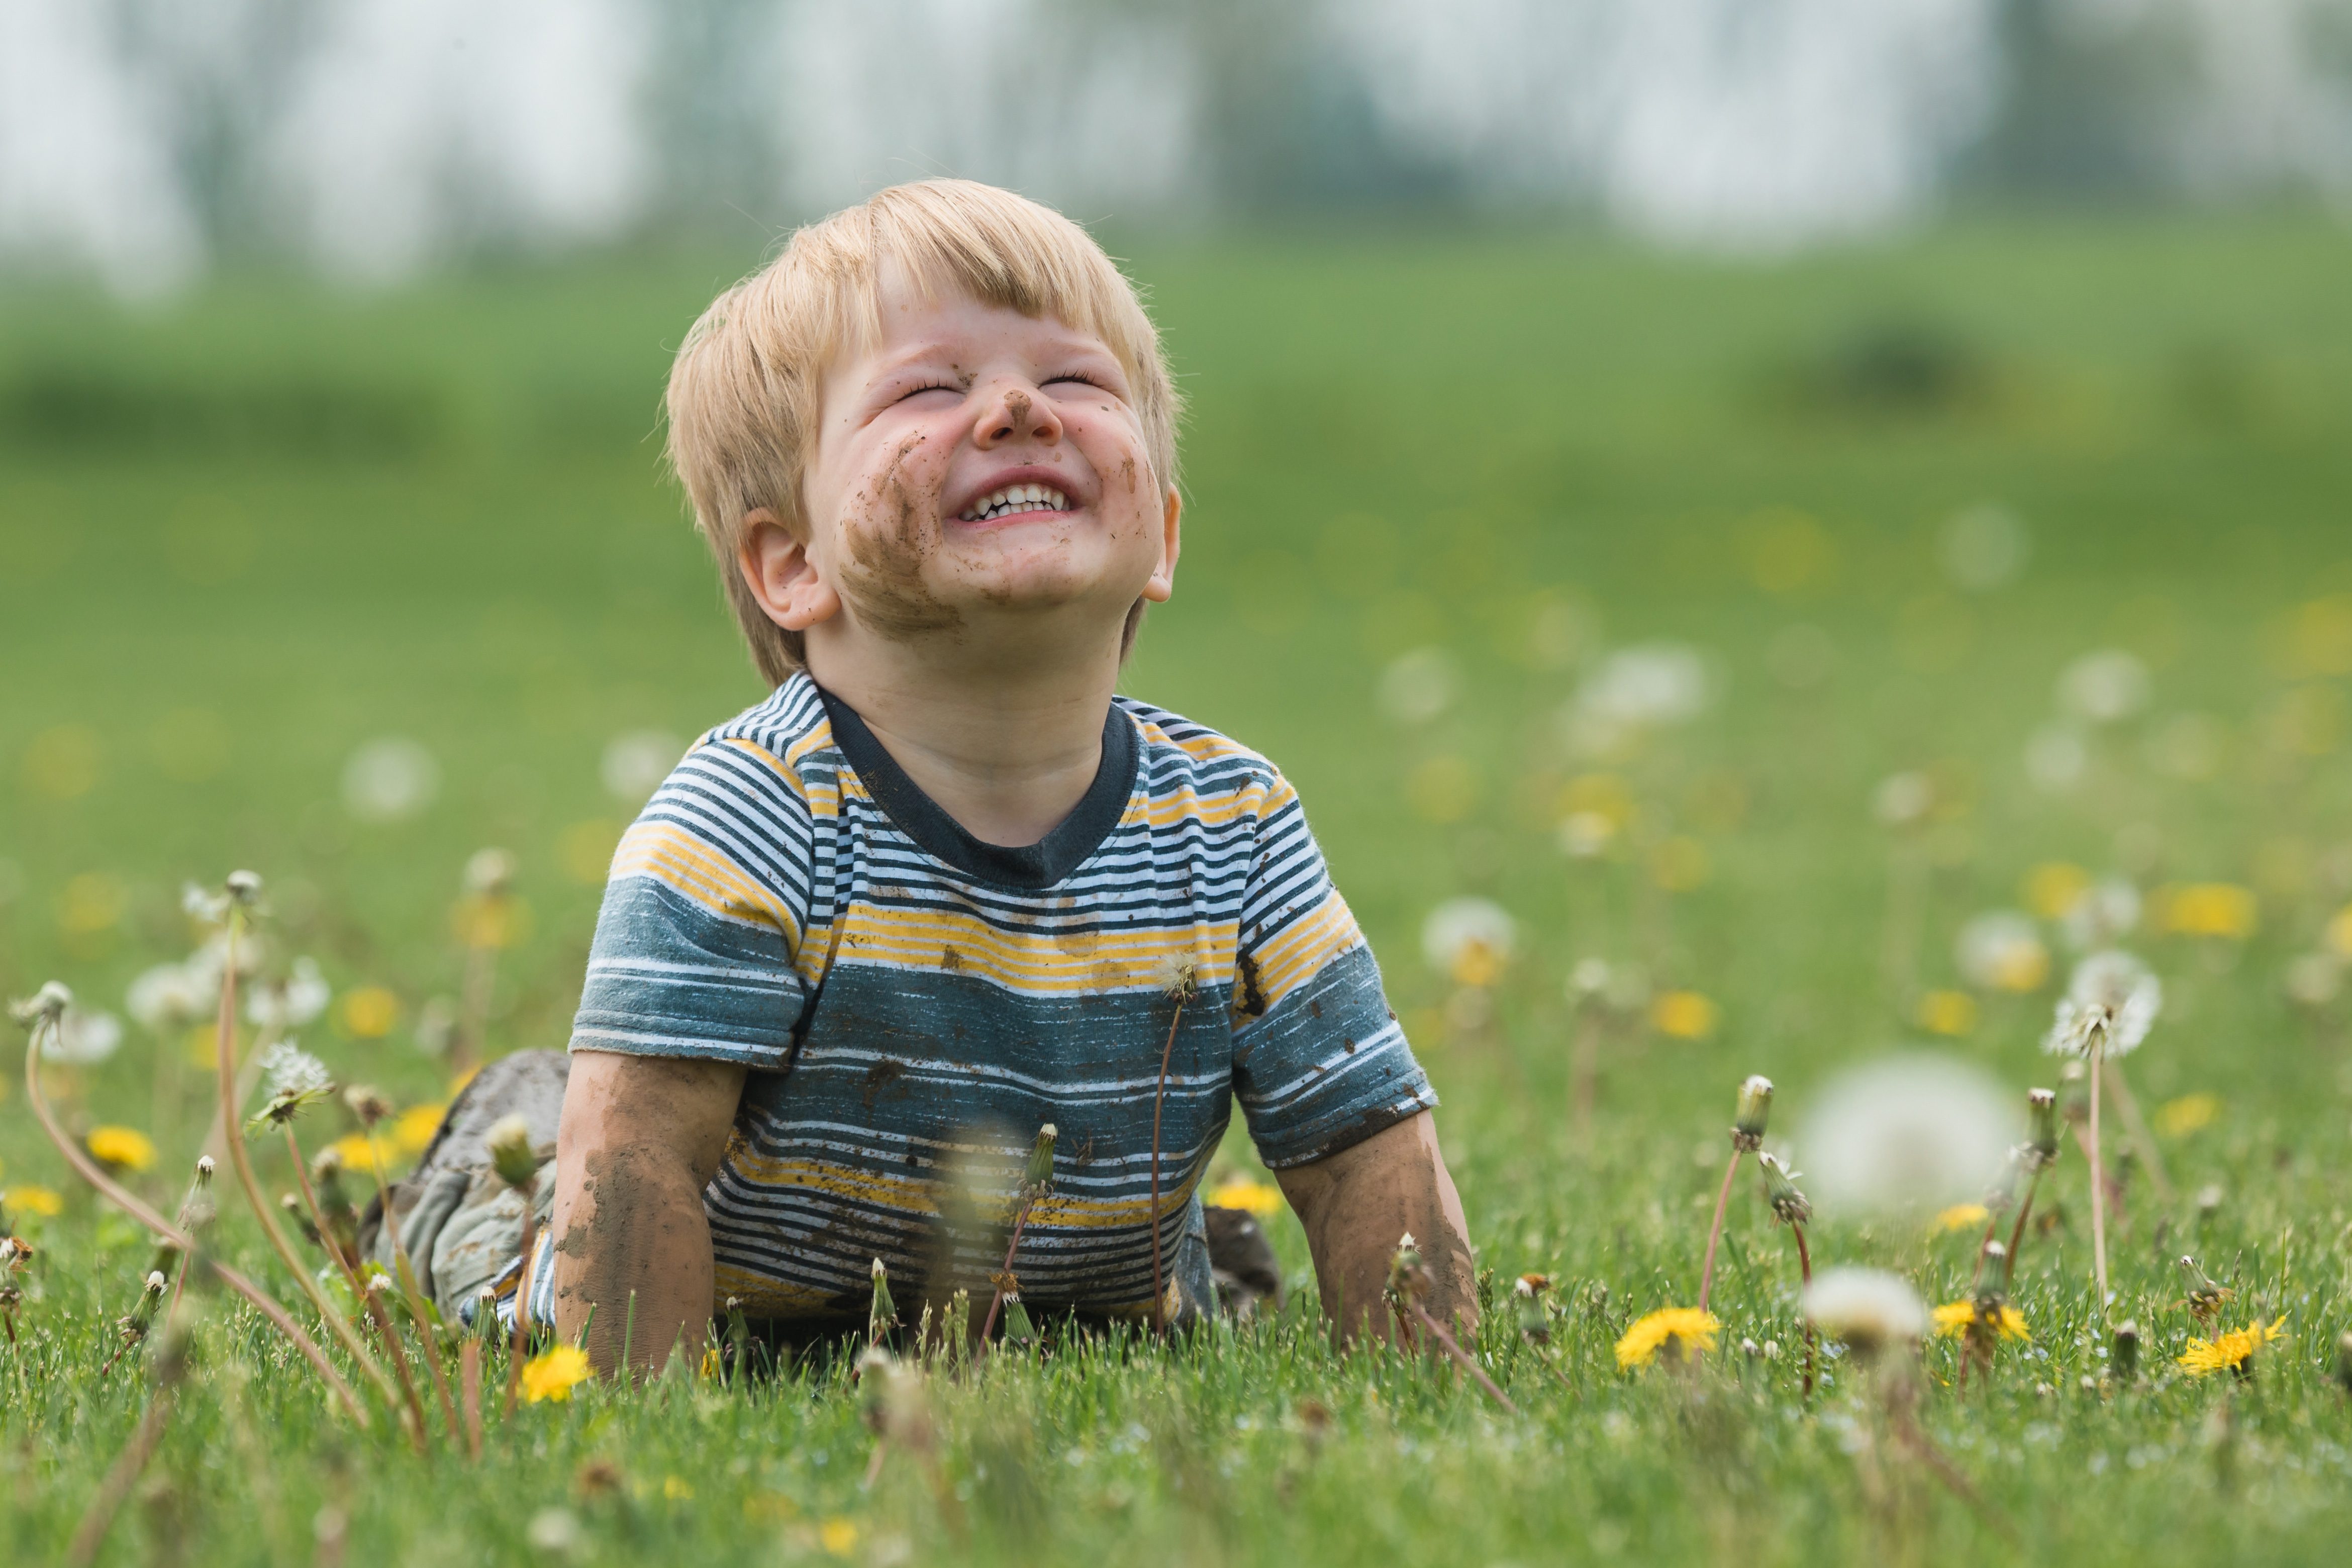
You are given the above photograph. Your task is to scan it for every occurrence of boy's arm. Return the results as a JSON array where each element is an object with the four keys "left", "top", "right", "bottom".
[
  {"left": 1273, "top": 1110, "right": 1475, "bottom": 1342},
  {"left": 552, "top": 1049, "right": 746, "bottom": 1378}
]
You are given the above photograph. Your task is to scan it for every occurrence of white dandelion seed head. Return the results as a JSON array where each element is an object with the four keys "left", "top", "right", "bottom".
[
  {"left": 342, "top": 736, "right": 439, "bottom": 823},
  {"left": 1872, "top": 772, "right": 1933, "bottom": 828},
  {"left": 1804, "top": 1266, "right": 1929, "bottom": 1349},
  {"left": 1378, "top": 647, "right": 1458, "bottom": 726},
  {"left": 463, "top": 848, "right": 518, "bottom": 897},
  {"left": 1565, "top": 957, "right": 1614, "bottom": 999},
  {"left": 601, "top": 730, "right": 684, "bottom": 805},
  {"left": 1799, "top": 1053, "right": 2021, "bottom": 1219},
  {"left": 2024, "top": 722, "right": 2090, "bottom": 794},
  {"left": 2045, "top": 950, "right": 2162, "bottom": 1058},
  {"left": 1954, "top": 912, "right": 2047, "bottom": 992},
  {"left": 2285, "top": 952, "right": 2342, "bottom": 1008},
  {"left": 181, "top": 882, "right": 230, "bottom": 926},
  {"left": 526, "top": 1508, "right": 581, "bottom": 1554},
  {"left": 260, "top": 1041, "right": 332, "bottom": 1099},
  {"left": 41, "top": 1007, "right": 122, "bottom": 1064},
  {"left": 2059, "top": 649, "right": 2151, "bottom": 725},
  {"left": 1558, "top": 811, "right": 1617, "bottom": 858},
  {"left": 2061, "top": 879, "right": 2141, "bottom": 951},
  {"left": 126, "top": 964, "right": 209, "bottom": 1034},
  {"left": 246, "top": 957, "right": 331, "bottom": 1030},
  {"left": 183, "top": 931, "right": 265, "bottom": 994},
  {"left": 1421, "top": 898, "right": 1516, "bottom": 974}
]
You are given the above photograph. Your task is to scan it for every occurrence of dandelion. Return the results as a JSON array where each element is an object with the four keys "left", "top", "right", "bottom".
[
  {"left": 3, "top": 1185, "right": 64, "bottom": 1219},
  {"left": 2113, "top": 1321, "right": 2140, "bottom": 1384},
  {"left": 2057, "top": 648, "right": 2150, "bottom": 724},
  {"left": 125, "top": 965, "right": 208, "bottom": 1036},
  {"left": 245, "top": 957, "right": 330, "bottom": 1030},
  {"left": 868, "top": 1258, "right": 898, "bottom": 1346},
  {"left": 2045, "top": 950, "right": 2164, "bottom": 1314},
  {"left": 1933, "top": 1203, "right": 1989, "bottom": 1235},
  {"left": 1799, "top": 1054, "right": 2019, "bottom": 1219},
  {"left": 2178, "top": 1318, "right": 2287, "bottom": 1379},
  {"left": 1512, "top": 1274, "right": 1552, "bottom": 1345},
  {"left": 601, "top": 730, "right": 683, "bottom": 802},
  {"left": 336, "top": 986, "right": 401, "bottom": 1040},
  {"left": 342, "top": 737, "right": 439, "bottom": 822},
  {"left": 1697, "top": 1075, "right": 1771, "bottom": 1314},
  {"left": 983, "top": 1123, "right": 1056, "bottom": 1344},
  {"left": 1563, "top": 643, "right": 1709, "bottom": 755},
  {"left": 2155, "top": 883, "right": 2257, "bottom": 940},
  {"left": 1421, "top": 898, "right": 1516, "bottom": 988},
  {"left": 2284, "top": 953, "right": 2341, "bottom": 1008},
  {"left": 1377, "top": 648, "right": 1457, "bottom": 725},
  {"left": 2061, "top": 879, "right": 2141, "bottom": 950},
  {"left": 2179, "top": 1256, "right": 2233, "bottom": 1328},
  {"left": 1803, "top": 1268, "right": 1929, "bottom": 1358},
  {"left": 1650, "top": 990, "right": 1717, "bottom": 1040},
  {"left": 1757, "top": 1152, "right": 1818, "bottom": 1396},
  {"left": 488, "top": 1112, "right": 543, "bottom": 1415},
  {"left": 1915, "top": 989, "right": 1978, "bottom": 1036},
  {"left": 86, "top": 1126, "right": 155, "bottom": 1173},
  {"left": 2155, "top": 1093, "right": 2221, "bottom": 1138},
  {"left": 1955, "top": 912, "right": 2049, "bottom": 993},
  {"left": 1208, "top": 1177, "right": 1282, "bottom": 1218},
  {"left": 2023, "top": 861, "right": 2092, "bottom": 921},
  {"left": 1933, "top": 1300, "right": 2028, "bottom": 1341},
  {"left": 42, "top": 1007, "right": 124, "bottom": 1065},
  {"left": 521, "top": 1344, "right": 594, "bottom": 1403},
  {"left": 1616, "top": 1307, "right": 1721, "bottom": 1370}
]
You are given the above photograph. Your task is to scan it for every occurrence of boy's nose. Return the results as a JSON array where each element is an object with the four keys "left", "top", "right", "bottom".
[{"left": 973, "top": 381, "right": 1062, "bottom": 448}]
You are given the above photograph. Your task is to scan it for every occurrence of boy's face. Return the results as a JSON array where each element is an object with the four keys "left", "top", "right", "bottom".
[{"left": 744, "top": 274, "right": 1179, "bottom": 661}]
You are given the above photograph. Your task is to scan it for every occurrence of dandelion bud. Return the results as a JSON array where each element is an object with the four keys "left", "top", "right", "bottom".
[
  {"left": 282, "top": 1193, "right": 323, "bottom": 1250},
  {"left": 2026, "top": 1088, "right": 2060, "bottom": 1166},
  {"left": 470, "top": 1287, "right": 499, "bottom": 1341},
  {"left": 9, "top": 980, "right": 74, "bottom": 1029},
  {"left": 1003, "top": 1293, "right": 1036, "bottom": 1345},
  {"left": 2334, "top": 1331, "right": 2352, "bottom": 1397},
  {"left": 344, "top": 1084, "right": 394, "bottom": 1128},
  {"left": 463, "top": 848, "right": 518, "bottom": 897},
  {"left": 2113, "top": 1321, "right": 2140, "bottom": 1383},
  {"left": 1387, "top": 1233, "right": 1427, "bottom": 1309},
  {"left": 224, "top": 870, "right": 264, "bottom": 905},
  {"left": 487, "top": 1114, "right": 538, "bottom": 1191},
  {"left": 2196, "top": 1183, "right": 2224, "bottom": 1220},
  {"left": 869, "top": 1258, "right": 898, "bottom": 1340},
  {"left": 1024, "top": 1123, "right": 1058, "bottom": 1192},
  {"left": 194, "top": 1155, "right": 215, "bottom": 1185},
  {"left": 1513, "top": 1274, "right": 1551, "bottom": 1345},
  {"left": 1731, "top": 1076, "right": 1773, "bottom": 1151},
  {"left": 1757, "top": 1152, "right": 1811, "bottom": 1227}
]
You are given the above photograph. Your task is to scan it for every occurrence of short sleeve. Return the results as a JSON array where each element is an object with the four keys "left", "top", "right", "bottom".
[
  {"left": 567, "top": 738, "right": 816, "bottom": 1070},
  {"left": 1227, "top": 773, "right": 1437, "bottom": 1167}
]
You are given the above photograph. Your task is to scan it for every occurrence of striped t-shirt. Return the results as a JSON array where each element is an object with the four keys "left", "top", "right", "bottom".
[{"left": 566, "top": 672, "right": 1436, "bottom": 1322}]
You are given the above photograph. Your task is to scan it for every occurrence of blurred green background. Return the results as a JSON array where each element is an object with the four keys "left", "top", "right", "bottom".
[{"left": 5, "top": 215, "right": 2351, "bottom": 1197}]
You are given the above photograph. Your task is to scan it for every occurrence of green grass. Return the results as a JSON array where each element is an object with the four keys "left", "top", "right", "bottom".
[{"left": 6, "top": 213, "right": 2352, "bottom": 1563}]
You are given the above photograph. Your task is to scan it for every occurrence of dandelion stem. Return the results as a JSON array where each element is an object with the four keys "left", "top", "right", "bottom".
[
  {"left": 63, "top": 1388, "right": 173, "bottom": 1567},
  {"left": 506, "top": 1173, "right": 538, "bottom": 1417},
  {"left": 1697, "top": 1149, "right": 1743, "bottom": 1317},
  {"left": 2000, "top": 1173, "right": 2042, "bottom": 1293},
  {"left": 23, "top": 1007, "right": 370, "bottom": 1426},
  {"left": 211, "top": 913, "right": 409, "bottom": 1428},
  {"left": 978, "top": 1203, "right": 1036, "bottom": 1347},
  {"left": 2101, "top": 1056, "right": 2174, "bottom": 1207},
  {"left": 1406, "top": 1301, "right": 1518, "bottom": 1414},
  {"left": 1149, "top": 995, "right": 1187, "bottom": 1334},
  {"left": 354, "top": 1136, "right": 462, "bottom": 1444},
  {"left": 1792, "top": 1222, "right": 1816, "bottom": 1401},
  {"left": 459, "top": 1339, "right": 484, "bottom": 1459},
  {"left": 2088, "top": 1042, "right": 2111, "bottom": 1322},
  {"left": 286, "top": 1127, "right": 366, "bottom": 1300},
  {"left": 364, "top": 1287, "right": 432, "bottom": 1450}
]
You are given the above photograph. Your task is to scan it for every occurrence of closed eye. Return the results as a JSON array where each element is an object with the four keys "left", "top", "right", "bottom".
[
  {"left": 895, "top": 381, "right": 960, "bottom": 404},
  {"left": 1044, "top": 373, "right": 1111, "bottom": 393}
]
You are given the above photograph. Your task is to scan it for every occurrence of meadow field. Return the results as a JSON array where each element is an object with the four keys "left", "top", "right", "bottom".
[{"left": 3, "top": 215, "right": 2352, "bottom": 1564}]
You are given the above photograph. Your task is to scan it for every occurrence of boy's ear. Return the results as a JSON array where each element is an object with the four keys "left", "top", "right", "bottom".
[
  {"left": 1141, "top": 485, "right": 1182, "bottom": 605},
  {"left": 738, "top": 509, "right": 840, "bottom": 632}
]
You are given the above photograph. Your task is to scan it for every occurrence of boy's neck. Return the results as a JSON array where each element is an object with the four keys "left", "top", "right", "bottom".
[{"left": 806, "top": 626, "right": 1122, "bottom": 849}]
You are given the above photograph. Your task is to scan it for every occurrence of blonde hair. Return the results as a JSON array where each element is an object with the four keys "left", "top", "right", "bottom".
[{"left": 664, "top": 179, "right": 1182, "bottom": 685}]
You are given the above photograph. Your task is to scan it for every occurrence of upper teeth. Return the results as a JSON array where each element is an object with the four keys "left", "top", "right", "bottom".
[{"left": 964, "top": 483, "right": 1067, "bottom": 521}]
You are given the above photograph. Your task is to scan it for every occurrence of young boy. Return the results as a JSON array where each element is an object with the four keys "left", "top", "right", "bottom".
[{"left": 548, "top": 179, "right": 1473, "bottom": 1374}]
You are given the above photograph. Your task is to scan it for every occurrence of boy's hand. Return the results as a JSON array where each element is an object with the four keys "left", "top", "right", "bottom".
[
  {"left": 1274, "top": 1111, "right": 1475, "bottom": 1343},
  {"left": 552, "top": 1050, "right": 745, "bottom": 1379}
]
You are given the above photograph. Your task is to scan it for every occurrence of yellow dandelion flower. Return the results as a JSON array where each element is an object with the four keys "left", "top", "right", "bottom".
[
  {"left": 2178, "top": 1317, "right": 2288, "bottom": 1378},
  {"left": 1932, "top": 1203, "right": 1990, "bottom": 1235},
  {"left": 2328, "top": 905, "right": 2352, "bottom": 960},
  {"left": 1209, "top": 1178, "right": 1283, "bottom": 1218},
  {"left": 1615, "top": 1307, "right": 1720, "bottom": 1369},
  {"left": 337, "top": 986, "right": 401, "bottom": 1040},
  {"left": 391, "top": 1103, "right": 445, "bottom": 1155},
  {"left": 1649, "top": 836, "right": 1710, "bottom": 893},
  {"left": 2023, "top": 862, "right": 2092, "bottom": 920},
  {"left": 1932, "top": 1300, "right": 2029, "bottom": 1340},
  {"left": 1915, "top": 989, "right": 1978, "bottom": 1036},
  {"left": 662, "top": 1476, "right": 695, "bottom": 1501},
  {"left": 327, "top": 1131, "right": 389, "bottom": 1173},
  {"left": 1450, "top": 938, "right": 1504, "bottom": 990},
  {"left": 4, "top": 1185, "right": 65, "bottom": 1218},
  {"left": 1650, "top": 991, "right": 1718, "bottom": 1041},
  {"left": 2155, "top": 883, "right": 2258, "bottom": 940},
  {"left": 521, "top": 1344, "right": 594, "bottom": 1403},
  {"left": 85, "top": 1125, "right": 156, "bottom": 1172},
  {"left": 820, "top": 1518, "right": 860, "bottom": 1558},
  {"left": 2154, "top": 1093, "right": 2222, "bottom": 1138}
]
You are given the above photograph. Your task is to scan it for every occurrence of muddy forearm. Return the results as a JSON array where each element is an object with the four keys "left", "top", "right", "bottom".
[
  {"left": 551, "top": 1050, "right": 745, "bottom": 1379},
  {"left": 1275, "top": 1111, "right": 1476, "bottom": 1343}
]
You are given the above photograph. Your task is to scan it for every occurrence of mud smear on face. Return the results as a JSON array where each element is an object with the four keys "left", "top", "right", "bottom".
[{"left": 839, "top": 436, "right": 963, "bottom": 641}]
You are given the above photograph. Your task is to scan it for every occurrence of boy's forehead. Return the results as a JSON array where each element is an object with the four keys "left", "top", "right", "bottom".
[{"left": 853, "top": 263, "right": 1105, "bottom": 366}]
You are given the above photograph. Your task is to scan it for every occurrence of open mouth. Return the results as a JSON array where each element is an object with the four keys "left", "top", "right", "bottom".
[{"left": 958, "top": 483, "right": 1069, "bottom": 523}]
